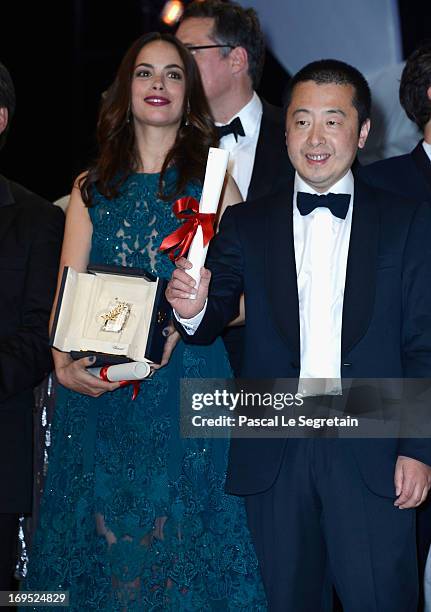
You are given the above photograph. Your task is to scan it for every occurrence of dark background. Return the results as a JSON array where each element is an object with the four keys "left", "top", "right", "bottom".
[{"left": 1, "top": 0, "right": 428, "bottom": 201}]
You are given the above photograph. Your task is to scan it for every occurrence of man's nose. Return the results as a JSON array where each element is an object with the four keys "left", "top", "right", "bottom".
[{"left": 307, "top": 125, "right": 325, "bottom": 147}]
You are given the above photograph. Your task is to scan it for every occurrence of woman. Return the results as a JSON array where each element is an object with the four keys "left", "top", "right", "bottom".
[{"left": 24, "top": 33, "right": 266, "bottom": 611}]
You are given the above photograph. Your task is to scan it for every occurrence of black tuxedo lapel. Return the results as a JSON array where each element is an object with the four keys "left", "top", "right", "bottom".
[
  {"left": 0, "top": 175, "right": 17, "bottom": 247},
  {"left": 0, "top": 175, "right": 14, "bottom": 207},
  {"left": 264, "top": 177, "right": 379, "bottom": 364},
  {"left": 247, "top": 101, "right": 293, "bottom": 202},
  {"left": 265, "top": 181, "right": 300, "bottom": 361},
  {"left": 411, "top": 141, "right": 431, "bottom": 196},
  {"left": 341, "top": 178, "right": 379, "bottom": 357}
]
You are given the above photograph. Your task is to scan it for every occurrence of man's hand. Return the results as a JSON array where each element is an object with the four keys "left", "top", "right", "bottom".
[
  {"left": 152, "top": 323, "right": 181, "bottom": 370},
  {"left": 165, "top": 257, "right": 211, "bottom": 319},
  {"left": 394, "top": 455, "right": 431, "bottom": 509}
]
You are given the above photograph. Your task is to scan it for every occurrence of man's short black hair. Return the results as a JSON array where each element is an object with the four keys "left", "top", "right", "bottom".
[
  {"left": 399, "top": 40, "right": 431, "bottom": 131},
  {"left": 181, "top": 0, "right": 265, "bottom": 89},
  {"left": 0, "top": 62, "right": 16, "bottom": 150},
  {"left": 283, "top": 59, "right": 372, "bottom": 131}
]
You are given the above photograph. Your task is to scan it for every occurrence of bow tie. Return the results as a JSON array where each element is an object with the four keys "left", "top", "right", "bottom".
[
  {"left": 215, "top": 117, "right": 245, "bottom": 142},
  {"left": 296, "top": 191, "right": 351, "bottom": 220}
]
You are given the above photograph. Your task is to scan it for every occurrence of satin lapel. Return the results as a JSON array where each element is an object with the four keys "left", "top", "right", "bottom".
[
  {"left": 411, "top": 141, "right": 431, "bottom": 196},
  {"left": 341, "top": 178, "right": 379, "bottom": 357},
  {"left": 0, "top": 175, "right": 17, "bottom": 248},
  {"left": 0, "top": 175, "right": 14, "bottom": 207},
  {"left": 247, "top": 102, "right": 292, "bottom": 201},
  {"left": 264, "top": 181, "right": 300, "bottom": 361}
]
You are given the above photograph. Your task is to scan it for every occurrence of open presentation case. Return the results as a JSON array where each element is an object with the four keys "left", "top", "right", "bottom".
[{"left": 50, "top": 264, "right": 170, "bottom": 367}]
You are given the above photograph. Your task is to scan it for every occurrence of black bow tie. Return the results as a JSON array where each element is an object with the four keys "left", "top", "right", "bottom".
[
  {"left": 215, "top": 116, "right": 245, "bottom": 142},
  {"left": 296, "top": 191, "right": 351, "bottom": 220}
]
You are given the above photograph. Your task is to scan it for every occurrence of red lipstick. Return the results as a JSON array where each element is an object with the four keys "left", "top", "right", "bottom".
[{"left": 144, "top": 96, "right": 170, "bottom": 106}]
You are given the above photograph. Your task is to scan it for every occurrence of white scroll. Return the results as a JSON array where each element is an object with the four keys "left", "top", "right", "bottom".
[
  {"left": 187, "top": 147, "right": 230, "bottom": 297},
  {"left": 88, "top": 361, "right": 151, "bottom": 381}
]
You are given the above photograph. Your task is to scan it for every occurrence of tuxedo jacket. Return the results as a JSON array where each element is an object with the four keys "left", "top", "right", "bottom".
[
  {"left": 0, "top": 175, "right": 64, "bottom": 513},
  {"left": 181, "top": 176, "right": 431, "bottom": 497},
  {"left": 356, "top": 142, "right": 431, "bottom": 589},
  {"left": 246, "top": 99, "right": 294, "bottom": 201},
  {"left": 222, "top": 100, "right": 294, "bottom": 375},
  {"left": 359, "top": 140, "right": 431, "bottom": 202}
]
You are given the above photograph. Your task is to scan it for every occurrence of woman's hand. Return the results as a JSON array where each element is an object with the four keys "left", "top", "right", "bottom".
[
  {"left": 152, "top": 322, "right": 181, "bottom": 370},
  {"left": 228, "top": 294, "right": 245, "bottom": 326},
  {"left": 55, "top": 354, "right": 121, "bottom": 397}
]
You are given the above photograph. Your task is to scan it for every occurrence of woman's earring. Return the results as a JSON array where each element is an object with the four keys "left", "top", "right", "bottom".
[
  {"left": 126, "top": 104, "right": 131, "bottom": 124},
  {"left": 184, "top": 100, "right": 191, "bottom": 126}
]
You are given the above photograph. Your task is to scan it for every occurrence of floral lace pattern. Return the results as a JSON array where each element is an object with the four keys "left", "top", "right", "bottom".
[{"left": 24, "top": 171, "right": 266, "bottom": 610}]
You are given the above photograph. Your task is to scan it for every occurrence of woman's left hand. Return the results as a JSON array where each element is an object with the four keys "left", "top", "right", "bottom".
[{"left": 151, "top": 322, "right": 181, "bottom": 370}]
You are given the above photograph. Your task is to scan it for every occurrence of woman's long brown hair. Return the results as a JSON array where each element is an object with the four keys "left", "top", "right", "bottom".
[{"left": 80, "top": 32, "right": 218, "bottom": 205}]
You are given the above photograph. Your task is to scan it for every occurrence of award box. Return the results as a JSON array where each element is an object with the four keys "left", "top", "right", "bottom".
[{"left": 50, "top": 264, "right": 170, "bottom": 367}]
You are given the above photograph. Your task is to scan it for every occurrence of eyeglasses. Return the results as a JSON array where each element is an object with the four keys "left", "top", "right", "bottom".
[{"left": 186, "top": 44, "right": 235, "bottom": 55}]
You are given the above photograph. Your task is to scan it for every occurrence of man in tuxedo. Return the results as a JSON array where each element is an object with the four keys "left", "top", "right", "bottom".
[
  {"left": 0, "top": 62, "right": 64, "bottom": 591},
  {"left": 360, "top": 41, "right": 431, "bottom": 201},
  {"left": 167, "top": 59, "right": 431, "bottom": 611},
  {"left": 176, "top": 0, "right": 293, "bottom": 375},
  {"left": 360, "top": 43, "right": 431, "bottom": 608}
]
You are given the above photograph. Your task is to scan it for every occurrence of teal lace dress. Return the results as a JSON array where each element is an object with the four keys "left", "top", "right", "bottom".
[{"left": 24, "top": 170, "right": 266, "bottom": 611}]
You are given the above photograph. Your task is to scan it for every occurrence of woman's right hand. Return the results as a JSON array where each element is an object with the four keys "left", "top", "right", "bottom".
[{"left": 55, "top": 354, "right": 121, "bottom": 397}]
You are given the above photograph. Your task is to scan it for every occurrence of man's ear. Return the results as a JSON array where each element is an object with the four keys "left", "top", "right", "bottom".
[
  {"left": 0, "top": 107, "right": 8, "bottom": 136},
  {"left": 358, "top": 118, "right": 371, "bottom": 149},
  {"left": 427, "top": 85, "right": 431, "bottom": 102},
  {"left": 230, "top": 46, "right": 248, "bottom": 77}
]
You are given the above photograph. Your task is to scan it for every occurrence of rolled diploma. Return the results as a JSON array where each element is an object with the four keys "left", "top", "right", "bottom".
[
  {"left": 88, "top": 361, "right": 151, "bottom": 381},
  {"left": 187, "top": 147, "right": 229, "bottom": 298}
]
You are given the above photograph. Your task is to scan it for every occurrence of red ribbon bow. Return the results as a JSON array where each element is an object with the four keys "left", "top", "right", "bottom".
[
  {"left": 159, "top": 196, "right": 216, "bottom": 262},
  {"left": 99, "top": 365, "right": 141, "bottom": 401}
]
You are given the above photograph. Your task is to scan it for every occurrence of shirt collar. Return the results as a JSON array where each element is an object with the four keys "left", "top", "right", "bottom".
[
  {"left": 215, "top": 91, "right": 262, "bottom": 138},
  {"left": 294, "top": 170, "right": 354, "bottom": 198},
  {"left": 422, "top": 140, "right": 431, "bottom": 163}
]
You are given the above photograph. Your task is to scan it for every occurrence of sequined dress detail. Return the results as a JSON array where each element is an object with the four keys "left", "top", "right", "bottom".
[{"left": 24, "top": 170, "right": 266, "bottom": 611}]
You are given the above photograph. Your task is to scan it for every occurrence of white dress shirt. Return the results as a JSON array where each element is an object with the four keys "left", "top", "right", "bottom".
[
  {"left": 422, "top": 140, "right": 431, "bottom": 162},
  {"left": 216, "top": 92, "right": 263, "bottom": 199},
  {"left": 294, "top": 171, "right": 354, "bottom": 395}
]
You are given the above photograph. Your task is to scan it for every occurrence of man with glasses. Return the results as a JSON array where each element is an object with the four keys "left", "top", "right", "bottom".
[{"left": 177, "top": 0, "right": 293, "bottom": 375}]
